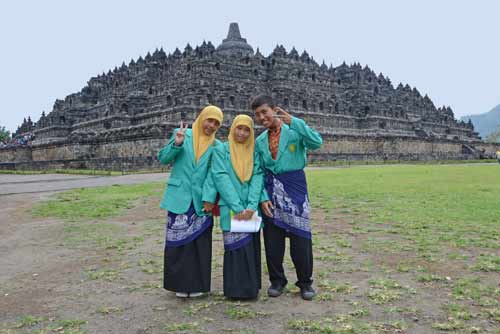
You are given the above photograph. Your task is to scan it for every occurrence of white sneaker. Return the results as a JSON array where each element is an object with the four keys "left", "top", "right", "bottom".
[
  {"left": 175, "top": 292, "right": 189, "bottom": 298},
  {"left": 188, "top": 292, "right": 203, "bottom": 298}
]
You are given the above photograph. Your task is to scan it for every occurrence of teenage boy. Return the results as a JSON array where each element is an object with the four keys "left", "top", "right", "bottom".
[{"left": 251, "top": 94, "right": 323, "bottom": 300}]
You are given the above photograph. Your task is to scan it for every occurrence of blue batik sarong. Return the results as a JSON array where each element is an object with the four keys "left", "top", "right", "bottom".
[
  {"left": 223, "top": 231, "right": 252, "bottom": 251},
  {"left": 264, "top": 169, "right": 311, "bottom": 239},
  {"left": 166, "top": 203, "right": 212, "bottom": 247}
]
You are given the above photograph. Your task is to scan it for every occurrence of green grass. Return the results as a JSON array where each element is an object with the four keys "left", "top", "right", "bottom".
[
  {"left": 442, "top": 303, "right": 474, "bottom": 321},
  {"left": 31, "top": 183, "right": 161, "bottom": 248},
  {"left": 183, "top": 302, "right": 221, "bottom": 316},
  {"left": 317, "top": 280, "right": 355, "bottom": 294},
  {"left": 224, "top": 307, "right": 257, "bottom": 320},
  {"left": 307, "top": 165, "right": 500, "bottom": 252},
  {"left": 164, "top": 322, "right": 200, "bottom": 333},
  {"left": 471, "top": 254, "right": 500, "bottom": 272},
  {"left": 138, "top": 258, "right": 162, "bottom": 274},
  {"left": 486, "top": 308, "right": 500, "bottom": 322},
  {"left": 32, "top": 183, "right": 162, "bottom": 221},
  {"left": 1, "top": 317, "right": 87, "bottom": 334},
  {"left": 452, "top": 277, "right": 499, "bottom": 305},
  {"left": 306, "top": 164, "right": 498, "bottom": 322},
  {"left": 308, "top": 158, "right": 498, "bottom": 167},
  {"left": 12, "top": 315, "right": 44, "bottom": 328},
  {"left": 85, "top": 269, "right": 120, "bottom": 281},
  {"left": 287, "top": 318, "right": 377, "bottom": 334}
]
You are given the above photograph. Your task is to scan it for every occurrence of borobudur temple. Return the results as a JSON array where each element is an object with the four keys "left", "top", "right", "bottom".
[{"left": 2, "top": 22, "right": 498, "bottom": 171}]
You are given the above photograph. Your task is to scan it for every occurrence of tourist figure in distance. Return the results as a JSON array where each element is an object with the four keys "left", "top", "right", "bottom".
[
  {"left": 496, "top": 149, "right": 500, "bottom": 164},
  {"left": 251, "top": 94, "right": 323, "bottom": 301},
  {"left": 205, "top": 115, "right": 263, "bottom": 299},
  {"left": 157, "top": 105, "right": 223, "bottom": 298}
]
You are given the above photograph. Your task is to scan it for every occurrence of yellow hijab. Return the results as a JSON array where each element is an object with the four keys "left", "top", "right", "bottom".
[
  {"left": 192, "top": 105, "right": 223, "bottom": 163},
  {"left": 229, "top": 115, "right": 254, "bottom": 183}
]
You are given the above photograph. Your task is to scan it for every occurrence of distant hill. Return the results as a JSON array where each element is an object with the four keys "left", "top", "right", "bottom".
[{"left": 461, "top": 104, "right": 500, "bottom": 142}]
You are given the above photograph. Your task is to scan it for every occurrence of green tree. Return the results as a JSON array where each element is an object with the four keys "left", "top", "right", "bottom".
[{"left": 0, "top": 126, "right": 10, "bottom": 142}]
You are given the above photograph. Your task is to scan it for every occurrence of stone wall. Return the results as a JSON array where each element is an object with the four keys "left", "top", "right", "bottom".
[
  {"left": 475, "top": 142, "right": 500, "bottom": 157},
  {"left": 0, "top": 147, "right": 32, "bottom": 163},
  {"left": 2, "top": 135, "right": 498, "bottom": 171}
]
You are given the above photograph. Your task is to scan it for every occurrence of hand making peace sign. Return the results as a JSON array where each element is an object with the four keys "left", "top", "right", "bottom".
[
  {"left": 273, "top": 106, "right": 292, "bottom": 125},
  {"left": 174, "top": 120, "right": 189, "bottom": 146}
]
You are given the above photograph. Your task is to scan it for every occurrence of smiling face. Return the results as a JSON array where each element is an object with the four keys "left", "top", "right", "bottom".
[
  {"left": 233, "top": 124, "right": 251, "bottom": 143},
  {"left": 202, "top": 118, "right": 220, "bottom": 136},
  {"left": 254, "top": 104, "right": 277, "bottom": 129}
]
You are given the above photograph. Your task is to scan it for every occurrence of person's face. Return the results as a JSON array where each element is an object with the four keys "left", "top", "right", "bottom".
[
  {"left": 254, "top": 104, "right": 276, "bottom": 129},
  {"left": 202, "top": 118, "right": 220, "bottom": 136},
  {"left": 233, "top": 125, "right": 251, "bottom": 143}
]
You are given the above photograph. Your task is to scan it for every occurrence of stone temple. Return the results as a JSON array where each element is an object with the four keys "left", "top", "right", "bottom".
[{"left": 2, "top": 23, "right": 498, "bottom": 170}]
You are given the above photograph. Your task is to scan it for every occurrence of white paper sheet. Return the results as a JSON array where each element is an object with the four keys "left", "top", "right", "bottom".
[{"left": 230, "top": 212, "right": 262, "bottom": 233}]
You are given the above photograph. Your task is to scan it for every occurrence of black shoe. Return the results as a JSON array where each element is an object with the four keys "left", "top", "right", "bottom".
[
  {"left": 267, "top": 283, "right": 285, "bottom": 297},
  {"left": 300, "top": 285, "right": 316, "bottom": 300}
]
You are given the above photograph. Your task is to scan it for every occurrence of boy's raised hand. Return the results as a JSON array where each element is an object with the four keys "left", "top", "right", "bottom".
[
  {"left": 273, "top": 106, "right": 292, "bottom": 125},
  {"left": 174, "top": 120, "right": 189, "bottom": 146}
]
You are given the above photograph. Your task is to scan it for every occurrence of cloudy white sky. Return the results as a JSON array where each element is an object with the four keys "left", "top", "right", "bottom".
[{"left": 1, "top": 0, "right": 499, "bottom": 133}]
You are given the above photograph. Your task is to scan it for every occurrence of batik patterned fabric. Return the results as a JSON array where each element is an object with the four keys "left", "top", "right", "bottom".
[
  {"left": 166, "top": 204, "right": 212, "bottom": 247},
  {"left": 264, "top": 169, "right": 311, "bottom": 239},
  {"left": 223, "top": 231, "right": 253, "bottom": 251}
]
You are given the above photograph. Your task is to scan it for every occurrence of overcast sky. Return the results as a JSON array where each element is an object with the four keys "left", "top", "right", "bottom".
[{"left": 1, "top": 0, "right": 499, "bottom": 133}]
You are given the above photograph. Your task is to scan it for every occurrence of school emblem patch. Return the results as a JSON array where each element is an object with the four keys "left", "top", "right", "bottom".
[{"left": 288, "top": 143, "right": 296, "bottom": 153}]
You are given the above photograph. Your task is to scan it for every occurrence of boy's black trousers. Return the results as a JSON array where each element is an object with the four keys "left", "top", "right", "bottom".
[{"left": 262, "top": 216, "right": 313, "bottom": 288}]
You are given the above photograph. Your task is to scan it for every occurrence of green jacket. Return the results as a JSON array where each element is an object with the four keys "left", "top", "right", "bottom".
[
  {"left": 204, "top": 142, "right": 263, "bottom": 231},
  {"left": 158, "top": 128, "right": 218, "bottom": 216},
  {"left": 256, "top": 116, "right": 323, "bottom": 201}
]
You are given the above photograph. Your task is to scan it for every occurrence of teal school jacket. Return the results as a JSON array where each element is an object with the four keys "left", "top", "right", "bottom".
[
  {"left": 255, "top": 116, "right": 323, "bottom": 201},
  {"left": 157, "top": 128, "right": 219, "bottom": 216},
  {"left": 203, "top": 142, "right": 263, "bottom": 231}
]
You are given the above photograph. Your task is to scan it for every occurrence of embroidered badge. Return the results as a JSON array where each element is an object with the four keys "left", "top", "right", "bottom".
[{"left": 288, "top": 143, "right": 296, "bottom": 152}]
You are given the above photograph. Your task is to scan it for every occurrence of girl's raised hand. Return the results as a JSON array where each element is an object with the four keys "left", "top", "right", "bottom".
[{"left": 174, "top": 120, "right": 189, "bottom": 146}]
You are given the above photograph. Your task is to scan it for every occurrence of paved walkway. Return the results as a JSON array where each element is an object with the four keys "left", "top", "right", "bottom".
[{"left": 0, "top": 173, "right": 169, "bottom": 196}]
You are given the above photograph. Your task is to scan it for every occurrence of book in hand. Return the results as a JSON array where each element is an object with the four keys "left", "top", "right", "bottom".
[{"left": 230, "top": 212, "right": 262, "bottom": 233}]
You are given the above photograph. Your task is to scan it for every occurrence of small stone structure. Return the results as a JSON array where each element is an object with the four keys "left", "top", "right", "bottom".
[{"left": 2, "top": 23, "right": 499, "bottom": 170}]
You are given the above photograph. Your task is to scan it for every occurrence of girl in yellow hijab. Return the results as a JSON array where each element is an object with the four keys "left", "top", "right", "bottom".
[
  {"left": 191, "top": 105, "right": 224, "bottom": 162},
  {"left": 229, "top": 114, "right": 255, "bottom": 182},
  {"left": 157, "top": 105, "right": 223, "bottom": 298},
  {"left": 207, "top": 114, "right": 264, "bottom": 299}
]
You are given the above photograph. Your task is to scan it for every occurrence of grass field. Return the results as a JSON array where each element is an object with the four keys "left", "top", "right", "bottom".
[
  {"left": 2, "top": 164, "right": 499, "bottom": 333},
  {"left": 308, "top": 165, "right": 500, "bottom": 252}
]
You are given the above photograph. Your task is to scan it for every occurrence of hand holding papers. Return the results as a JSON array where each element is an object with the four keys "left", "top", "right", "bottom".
[{"left": 230, "top": 211, "right": 262, "bottom": 233}]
